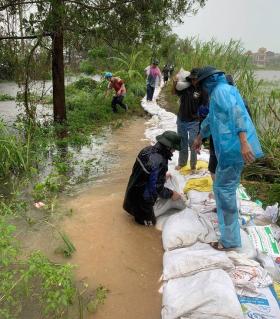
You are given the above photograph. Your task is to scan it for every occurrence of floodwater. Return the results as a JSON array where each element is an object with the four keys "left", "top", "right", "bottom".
[
  {"left": 0, "top": 75, "right": 101, "bottom": 123},
  {"left": 61, "top": 118, "right": 163, "bottom": 319},
  {"left": 254, "top": 70, "right": 280, "bottom": 81}
]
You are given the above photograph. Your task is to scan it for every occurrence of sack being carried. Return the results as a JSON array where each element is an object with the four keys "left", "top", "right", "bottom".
[{"left": 175, "top": 68, "right": 191, "bottom": 91}]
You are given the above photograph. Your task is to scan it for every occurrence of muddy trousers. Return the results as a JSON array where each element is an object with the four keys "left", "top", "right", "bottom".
[
  {"left": 112, "top": 95, "right": 127, "bottom": 113},
  {"left": 214, "top": 163, "right": 243, "bottom": 248}
]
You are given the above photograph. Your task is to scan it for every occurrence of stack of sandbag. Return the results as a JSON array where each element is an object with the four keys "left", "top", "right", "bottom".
[
  {"left": 141, "top": 87, "right": 280, "bottom": 319},
  {"left": 161, "top": 210, "right": 245, "bottom": 318},
  {"left": 162, "top": 269, "right": 244, "bottom": 319}
]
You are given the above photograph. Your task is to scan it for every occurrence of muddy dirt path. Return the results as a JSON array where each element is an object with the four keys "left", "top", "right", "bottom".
[{"left": 62, "top": 117, "right": 163, "bottom": 319}]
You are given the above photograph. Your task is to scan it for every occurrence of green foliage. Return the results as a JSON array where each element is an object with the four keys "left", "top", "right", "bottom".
[
  {"left": 57, "top": 231, "right": 76, "bottom": 257},
  {"left": 26, "top": 252, "right": 76, "bottom": 317},
  {"left": 0, "top": 94, "right": 14, "bottom": 101},
  {"left": 79, "top": 60, "right": 96, "bottom": 75},
  {"left": 87, "top": 286, "right": 109, "bottom": 313},
  {"left": 129, "top": 82, "right": 146, "bottom": 97},
  {"left": 32, "top": 172, "right": 66, "bottom": 209},
  {"left": 109, "top": 50, "right": 145, "bottom": 82},
  {"left": 243, "top": 182, "right": 280, "bottom": 207},
  {"left": 0, "top": 219, "right": 18, "bottom": 266},
  {"left": 72, "top": 77, "right": 97, "bottom": 91},
  {"left": 0, "top": 198, "right": 27, "bottom": 217},
  {"left": 0, "top": 218, "right": 76, "bottom": 319},
  {"left": 0, "top": 120, "right": 31, "bottom": 178}
]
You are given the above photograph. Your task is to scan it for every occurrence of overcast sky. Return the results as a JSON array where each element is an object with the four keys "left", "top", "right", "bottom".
[{"left": 172, "top": 0, "right": 280, "bottom": 52}]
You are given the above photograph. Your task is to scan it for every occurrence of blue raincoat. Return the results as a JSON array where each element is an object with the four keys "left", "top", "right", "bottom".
[{"left": 200, "top": 73, "right": 263, "bottom": 248}]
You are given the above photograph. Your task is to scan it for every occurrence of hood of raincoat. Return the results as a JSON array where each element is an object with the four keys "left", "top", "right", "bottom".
[{"left": 201, "top": 73, "right": 228, "bottom": 95}]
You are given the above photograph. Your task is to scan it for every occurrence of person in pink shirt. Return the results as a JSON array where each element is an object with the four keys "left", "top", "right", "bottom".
[{"left": 145, "top": 59, "right": 162, "bottom": 101}]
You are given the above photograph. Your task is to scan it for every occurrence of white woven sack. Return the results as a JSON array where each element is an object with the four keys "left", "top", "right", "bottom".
[
  {"left": 162, "top": 269, "right": 243, "bottom": 319},
  {"left": 163, "top": 247, "right": 234, "bottom": 280}
]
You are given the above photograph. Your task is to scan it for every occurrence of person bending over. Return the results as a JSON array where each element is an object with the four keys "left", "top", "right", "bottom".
[{"left": 123, "top": 131, "right": 182, "bottom": 226}]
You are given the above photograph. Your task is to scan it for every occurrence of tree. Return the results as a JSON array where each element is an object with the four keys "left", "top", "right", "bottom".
[{"left": 0, "top": 0, "right": 206, "bottom": 123}]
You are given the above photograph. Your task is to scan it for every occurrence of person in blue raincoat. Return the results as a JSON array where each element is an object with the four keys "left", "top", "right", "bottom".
[{"left": 193, "top": 66, "right": 263, "bottom": 249}]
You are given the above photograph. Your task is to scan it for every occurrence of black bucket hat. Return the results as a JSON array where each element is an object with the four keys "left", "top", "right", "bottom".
[
  {"left": 156, "top": 131, "right": 181, "bottom": 151},
  {"left": 197, "top": 66, "right": 224, "bottom": 82}
]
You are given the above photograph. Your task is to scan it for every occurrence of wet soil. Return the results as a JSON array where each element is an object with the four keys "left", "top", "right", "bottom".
[{"left": 61, "top": 117, "right": 163, "bottom": 319}]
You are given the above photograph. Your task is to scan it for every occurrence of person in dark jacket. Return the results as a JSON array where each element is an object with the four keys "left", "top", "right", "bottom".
[
  {"left": 123, "top": 131, "right": 182, "bottom": 226},
  {"left": 162, "top": 64, "right": 170, "bottom": 85},
  {"left": 173, "top": 68, "right": 202, "bottom": 172}
]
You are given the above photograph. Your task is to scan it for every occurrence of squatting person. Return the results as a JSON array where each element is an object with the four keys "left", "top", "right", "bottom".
[{"left": 123, "top": 131, "right": 182, "bottom": 226}]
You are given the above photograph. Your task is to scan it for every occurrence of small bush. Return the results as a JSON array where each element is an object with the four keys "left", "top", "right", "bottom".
[
  {"left": 0, "top": 93, "right": 14, "bottom": 101},
  {"left": 72, "top": 77, "right": 97, "bottom": 92},
  {"left": 79, "top": 60, "right": 95, "bottom": 74}
]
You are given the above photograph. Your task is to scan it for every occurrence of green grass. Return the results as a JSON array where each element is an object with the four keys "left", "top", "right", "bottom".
[
  {"left": 242, "top": 181, "right": 280, "bottom": 207},
  {"left": 0, "top": 93, "right": 14, "bottom": 101}
]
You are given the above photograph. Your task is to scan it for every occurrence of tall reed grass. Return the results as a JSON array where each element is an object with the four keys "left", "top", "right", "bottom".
[{"left": 0, "top": 121, "right": 31, "bottom": 178}]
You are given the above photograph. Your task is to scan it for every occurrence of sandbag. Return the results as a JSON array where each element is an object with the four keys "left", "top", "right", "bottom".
[
  {"left": 247, "top": 225, "right": 280, "bottom": 257},
  {"left": 239, "top": 199, "right": 265, "bottom": 218},
  {"left": 256, "top": 251, "right": 280, "bottom": 281},
  {"left": 162, "top": 269, "right": 243, "bottom": 319},
  {"left": 154, "top": 175, "right": 187, "bottom": 217},
  {"left": 154, "top": 198, "right": 186, "bottom": 217},
  {"left": 175, "top": 68, "right": 191, "bottom": 91},
  {"left": 271, "top": 224, "right": 280, "bottom": 242},
  {"left": 238, "top": 287, "right": 280, "bottom": 319},
  {"left": 234, "top": 229, "right": 257, "bottom": 259},
  {"left": 229, "top": 265, "right": 272, "bottom": 295},
  {"left": 176, "top": 81, "right": 191, "bottom": 91},
  {"left": 237, "top": 184, "right": 251, "bottom": 201},
  {"left": 264, "top": 203, "right": 279, "bottom": 223},
  {"left": 226, "top": 251, "right": 260, "bottom": 267},
  {"left": 162, "top": 209, "right": 217, "bottom": 251},
  {"left": 186, "top": 190, "right": 210, "bottom": 205},
  {"left": 163, "top": 247, "right": 234, "bottom": 281},
  {"left": 183, "top": 176, "right": 213, "bottom": 193}
]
